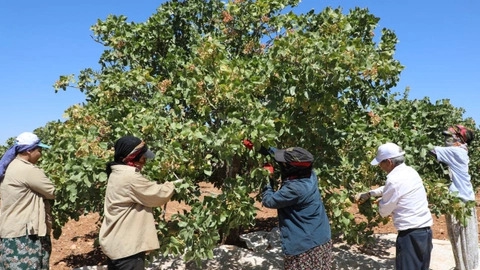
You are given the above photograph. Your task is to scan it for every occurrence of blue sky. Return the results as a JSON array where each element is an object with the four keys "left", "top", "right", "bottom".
[{"left": 1, "top": 0, "right": 479, "bottom": 144}]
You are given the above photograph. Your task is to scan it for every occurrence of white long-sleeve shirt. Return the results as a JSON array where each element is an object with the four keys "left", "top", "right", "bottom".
[{"left": 375, "top": 163, "right": 433, "bottom": 231}]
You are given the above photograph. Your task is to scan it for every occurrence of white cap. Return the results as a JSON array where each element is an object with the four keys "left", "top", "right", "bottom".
[
  {"left": 371, "top": 142, "right": 405, "bottom": 165},
  {"left": 16, "top": 132, "right": 51, "bottom": 149}
]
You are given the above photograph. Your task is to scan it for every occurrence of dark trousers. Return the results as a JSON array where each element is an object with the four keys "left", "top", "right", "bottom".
[
  {"left": 107, "top": 252, "right": 145, "bottom": 270},
  {"left": 395, "top": 227, "right": 433, "bottom": 270}
]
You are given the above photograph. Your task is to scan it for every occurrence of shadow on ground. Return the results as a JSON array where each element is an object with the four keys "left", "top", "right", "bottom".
[
  {"left": 73, "top": 232, "right": 398, "bottom": 270},
  {"left": 149, "top": 234, "right": 396, "bottom": 270},
  {"left": 333, "top": 237, "right": 395, "bottom": 270}
]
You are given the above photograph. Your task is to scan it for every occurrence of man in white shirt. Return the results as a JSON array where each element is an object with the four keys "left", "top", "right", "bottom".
[{"left": 355, "top": 142, "right": 433, "bottom": 270}]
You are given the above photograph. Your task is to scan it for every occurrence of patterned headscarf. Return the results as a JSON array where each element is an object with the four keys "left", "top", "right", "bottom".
[
  {"left": 106, "top": 135, "right": 152, "bottom": 176},
  {"left": 442, "top": 125, "right": 475, "bottom": 147}
]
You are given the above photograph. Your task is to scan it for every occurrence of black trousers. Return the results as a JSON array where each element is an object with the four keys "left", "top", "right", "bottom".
[
  {"left": 395, "top": 227, "right": 433, "bottom": 270},
  {"left": 107, "top": 252, "right": 145, "bottom": 270}
]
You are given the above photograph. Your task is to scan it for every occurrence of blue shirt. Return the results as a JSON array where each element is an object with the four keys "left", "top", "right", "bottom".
[
  {"left": 262, "top": 172, "right": 331, "bottom": 256},
  {"left": 435, "top": 146, "right": 475, "bottom": 201}
]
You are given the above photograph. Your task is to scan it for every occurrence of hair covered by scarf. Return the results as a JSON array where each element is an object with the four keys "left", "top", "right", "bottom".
[
  {"left": 106, "top": 135, "right": 149, "bottom": 176},
  {"left": 279, "top": 163, "right": 313, "bottom": 180},
  {"left": 0, "top": 140, "right": 40, "bottom": 181}
]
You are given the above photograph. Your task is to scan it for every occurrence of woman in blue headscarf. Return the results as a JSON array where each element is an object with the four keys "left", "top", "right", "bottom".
[{"left": 0, "top": 132, "right": 54, "bottom": 270}]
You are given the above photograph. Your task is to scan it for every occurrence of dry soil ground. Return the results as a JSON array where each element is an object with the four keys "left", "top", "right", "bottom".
[{"left": 49, "top": 183, "right": 476, "bottom": 269}]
